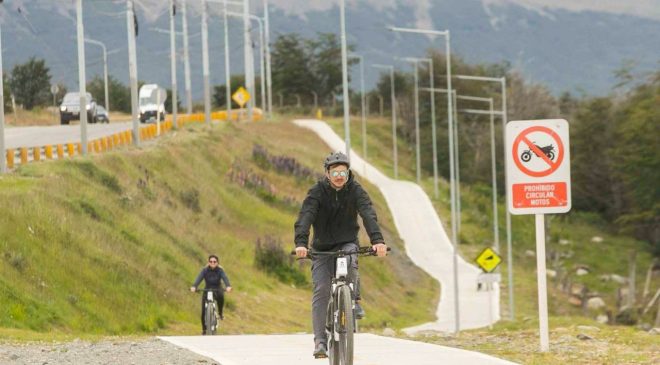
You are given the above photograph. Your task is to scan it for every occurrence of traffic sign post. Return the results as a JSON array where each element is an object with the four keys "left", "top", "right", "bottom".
[
  {"left": 232, "top": 86, "right": 251, "bottom": 121},
  {"left": 475, "top": 248, "right": 502, "bottom": 330},
  {"left": 506, "top": 119, "right": 571, "bottom": 352}
]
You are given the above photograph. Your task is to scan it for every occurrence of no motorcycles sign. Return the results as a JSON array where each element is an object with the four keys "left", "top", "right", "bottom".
[{"left": 506, "top": 119, "right": 571, "bottom": 215}]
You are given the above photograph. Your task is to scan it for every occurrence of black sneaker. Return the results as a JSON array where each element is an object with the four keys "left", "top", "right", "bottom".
[
  {"left": 313, "top": 342, "right": 328, "bottom": 359},
  {"left": 355, "top": 302, "right": 366, "bottom": 319}
]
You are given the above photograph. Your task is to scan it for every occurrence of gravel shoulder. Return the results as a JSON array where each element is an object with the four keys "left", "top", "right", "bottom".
[{"left": 0, "top": 337, "right": 218, "bottom": 365}]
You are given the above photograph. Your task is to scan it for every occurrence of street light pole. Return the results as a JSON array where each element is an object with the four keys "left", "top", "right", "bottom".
[
  {"left": 456, "top": 73, "right": 514, "bottom": 320},
  {"left": 349, "top": 54, "right": 366, "bottom": 160},
  {"left": 84, "top": 38, "right": 109, "bottom": 113},
  {"left": 371, "top": 64, "right": 398, "bottom": 178},
  {"left": 223, "top": 0, "right": 232, "bottom": 119},
  {"left": 390, "top": 26, "right": 459, "bottom": 333},
  {"left": 169, "top": 0, "right": 178, "bottom": 128},
  {"left": 201, "top": 0, "right": 211, "bottom": 125},
  {"left": 243, "top": 0, "right": 254, "bottom": 120},
  {"left": 339, "top": 0, "right": 351, "bottom": 160},
  {"left": 263, "top": 0, "right": 273, "bottom": 118},
  {"left": 456, "top": 95, "right": 500, "bottom": 254},
  {"left": 76, "top": 0, "right": 88, "bottom": 155},
  {"left": 403, "top": 59, "right": 421, "bottom": 184},
  {"left": 181, "top": 0, "right": 193, "bottom": 114},
  {"left": 0, "top": 13, "right": 5, "bottom": 173},
  {"left": 127, "top": 0, "right": 140, "bottom": 146}
]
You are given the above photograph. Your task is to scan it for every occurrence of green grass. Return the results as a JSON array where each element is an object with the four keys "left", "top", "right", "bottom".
[{"left": 0, "top": 116, "right": 437, "bottom": 341}]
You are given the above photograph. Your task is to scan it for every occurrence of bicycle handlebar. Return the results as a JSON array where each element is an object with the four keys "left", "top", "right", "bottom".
[{"left": 290, "top": 246, "right": 392, "bottom": 259}]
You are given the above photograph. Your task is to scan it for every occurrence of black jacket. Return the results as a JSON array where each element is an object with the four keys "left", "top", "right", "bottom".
[
  {"left": 192, "top": 266, "right": 231, "bottom": 290},
  {"left": 294, "top": 172, "right": 384, "bottom": 251}
]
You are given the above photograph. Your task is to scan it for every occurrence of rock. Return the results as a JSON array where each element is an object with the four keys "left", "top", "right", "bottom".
[
  {"left": 591, "top": 236, "right": 604, "bottom": 243},
  {"left": 577, "top": 325, "right": 600, "bottom": 332},
  {"left": 637, "top": 323, "right": 652, "bottom": 331},
  {"left": 568, "top": 296, "right": 583, "bottom": 306},
  {"left": 382, "top": 328, "right": 396, "bottom": 336},
  {"left": 586, "top": 297, "right": 606, "bottom": 310},
  {"left": 649, "top": 328, "right": 660, "bottom": 335},
  {"left": 610, "top": 274, "right": 627, "bottom": 284},
  {"left": 615, "top": 307, "right": 638, "bottom": 325},
  {"left": 547, "top": 269, "right": 557, "bottom": 278},
  {"left": 571, "top": 283, "right": 587, "bottom": 296},
  {"left": 576, "top": 268, "right": 589, "bottom": 276},
  {"left": 577, "top": 333, "right": 594, "bottom": 340},
  {"left": 525, "top": 250, "right": 535, "bottom": 257},
  {"left": 559, "top": 239, "right": 571, "bottom": 245},
  {"left": 596, "top": 314, "right": 609, "bottom": 324}
]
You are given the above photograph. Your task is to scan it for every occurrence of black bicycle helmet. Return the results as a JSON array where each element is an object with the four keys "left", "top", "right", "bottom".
[{"left": 323, "top": 151, "right": 350, "bottom": 170}]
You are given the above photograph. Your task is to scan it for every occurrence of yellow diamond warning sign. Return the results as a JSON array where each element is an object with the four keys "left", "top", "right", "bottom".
[
  {"left": 475, "top": 247, "right": 502, "bottom": 273},
  {"left": 232, "top": 86, "right": 251, "bottom": 107}
]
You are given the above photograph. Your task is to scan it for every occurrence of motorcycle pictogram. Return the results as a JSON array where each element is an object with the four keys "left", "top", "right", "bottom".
[{"left": 520, "top": 143, "right": 555, "bottom": 162}]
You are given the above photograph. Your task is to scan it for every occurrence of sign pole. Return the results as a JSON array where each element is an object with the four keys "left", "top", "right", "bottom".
[{"left": 535, "top": 213, "right": 550, "bottom": 351}]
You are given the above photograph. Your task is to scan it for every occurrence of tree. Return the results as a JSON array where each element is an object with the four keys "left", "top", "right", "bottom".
[
  {"left": 164, "top": 88, "right": 181, "bottom": 114},
  {"left": 271, "top": 34, "right": 315, "bottom": 101},
  {"left": 87, "top": 76, "right": 131, "bottom": 113},
  {"left": 9, "top": 57, "right": 51, "bottom": 110}
]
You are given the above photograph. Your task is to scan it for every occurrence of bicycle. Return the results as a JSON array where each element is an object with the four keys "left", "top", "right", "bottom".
[
  {"left": 293, "top": 246, "right": 390, "bottom": 365},
  {"left": 196, "top": 288, "right": 223, "bottom": 336}
]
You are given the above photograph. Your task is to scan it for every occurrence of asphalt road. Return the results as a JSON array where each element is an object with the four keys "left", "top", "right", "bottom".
[{"left": 4, "top": 121, "right": 134, "bottom": 149}]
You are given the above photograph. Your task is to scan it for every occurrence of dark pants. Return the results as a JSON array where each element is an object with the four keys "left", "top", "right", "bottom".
[
  {"left": 311, "top": 242, "right": 358, "bottom": 345},
  {"left": 200, "top": 290, "right": 224, "bottom": 331}
]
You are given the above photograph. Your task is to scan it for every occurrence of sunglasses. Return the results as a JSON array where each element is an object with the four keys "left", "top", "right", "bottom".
[
  {"left": 209, "top": 260, "right": 218, "bottom": 263},
  {"left": 330, "top": 170, "right": 348, "bottom": 177}
]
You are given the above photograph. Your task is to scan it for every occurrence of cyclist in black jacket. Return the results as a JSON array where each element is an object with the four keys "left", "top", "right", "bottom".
[
  {"left": 190, "top": 254, "right": 232, "bottom": 334},
  {"left": 294, "top": 151, "right": 387, "bottom": 358}
]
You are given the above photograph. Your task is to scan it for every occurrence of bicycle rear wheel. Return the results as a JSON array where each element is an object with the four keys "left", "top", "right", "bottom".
[{"left": 338, "top": 285, "right": 354, "bottom": 365}]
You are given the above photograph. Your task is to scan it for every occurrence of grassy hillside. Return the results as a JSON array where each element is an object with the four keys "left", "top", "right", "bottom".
[{"left": 0, "top": 117, "right": 438, "bottom": 340}]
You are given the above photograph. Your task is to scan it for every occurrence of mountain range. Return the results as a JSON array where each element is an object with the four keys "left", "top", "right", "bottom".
[{"left": 0, "top": 0, "right": 658, "bottom": 100}]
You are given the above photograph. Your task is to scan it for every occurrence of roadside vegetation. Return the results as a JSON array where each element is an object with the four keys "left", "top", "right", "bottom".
[{"left": 0, "top": 117, "right": 437, "bottom": 341}]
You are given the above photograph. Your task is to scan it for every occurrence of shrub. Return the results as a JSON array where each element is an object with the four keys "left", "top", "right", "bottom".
[{"left": 254, "top": 236, "right": 307, "bottom": 286}]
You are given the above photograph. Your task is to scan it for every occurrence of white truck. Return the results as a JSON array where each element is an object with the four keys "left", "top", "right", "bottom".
[{"left": 139, "top": 84, "right": 167, "bottom": 123}]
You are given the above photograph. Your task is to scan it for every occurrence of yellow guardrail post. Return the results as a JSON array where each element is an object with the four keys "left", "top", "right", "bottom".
[
  {"left": 77, "top": 143, "right": 83, "bottom": 155},
  {"left": 57, "top": 145, "right": 64, "bottom": 159},
  {"left": 33, "top": 147, "right": 41, "bottom": 162},
  {"left": 6, "top": 148, "right": 14, "bottom": 169},
  {"left": 20, "top": 148, "right": 28, "bottom": 164},
  {"left": 45, "top": 145, "right": 53, "bottom": 159},
  {"left": 67, "top": 143, "right": 75, "bottom": 157}
]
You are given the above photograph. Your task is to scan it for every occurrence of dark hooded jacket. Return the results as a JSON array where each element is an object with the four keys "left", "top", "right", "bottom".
[{"left": 294, "top": 171, "right": 384, "bottom": 251}]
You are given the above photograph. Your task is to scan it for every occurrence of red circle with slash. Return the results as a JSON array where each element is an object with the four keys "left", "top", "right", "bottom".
[{"left": 512, "top": 126, "right": 564, "bottom": 177}]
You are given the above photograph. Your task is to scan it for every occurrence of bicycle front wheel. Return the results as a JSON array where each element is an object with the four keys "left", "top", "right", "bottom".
[
  {"left": 338, "top": 285, "right": 354, "bottom": 365},
  {"left": 205, "top": 303, "right": 215, "bottom": 336}
]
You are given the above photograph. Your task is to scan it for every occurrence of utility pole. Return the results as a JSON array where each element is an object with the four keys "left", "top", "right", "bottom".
[
  {"left": 201, "top": 0, "right": 211, "bottom": 125},
  {"left": 0, "top": 2, "right": 5, "bottom": 173},
  {"left": 169, "top": 0, "right": 178, "bottom": 128},
  {"left": 181, "top": 0, "right": 193, "bottom": 114},
  {"left": 263, "top": 0, "right": 273, "bottom": 118},
  {"left": 243, "top": 0, "right": 254, "bottom": 120},
  {"left": 76, "top": 0, "right": 88, "bottom": 155},
  {"left": 127, "top": 0, "right": 140, "bottom": 146}
]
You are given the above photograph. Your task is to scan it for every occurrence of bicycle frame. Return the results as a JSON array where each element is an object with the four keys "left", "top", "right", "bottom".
[{"left": 199, "top": 289, "right": 222, "bottom": 335}]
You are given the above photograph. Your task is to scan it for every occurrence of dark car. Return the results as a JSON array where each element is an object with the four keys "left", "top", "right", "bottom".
[
  {"left": 59, "top": 92, "right": 98, "bottom": 125},
  {"left": 96, "top": 106, "right": 110, "bottom": 123}
]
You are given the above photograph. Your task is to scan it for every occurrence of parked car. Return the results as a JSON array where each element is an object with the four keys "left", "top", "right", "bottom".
[
  {"left": 59, "top": 92, "right": 98, "bottom": 125},
  {"left": 96, "top": 106, "right": 110, "bottom": 123}
]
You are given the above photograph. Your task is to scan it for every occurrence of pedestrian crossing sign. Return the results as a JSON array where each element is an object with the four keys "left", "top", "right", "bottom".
[{"left": 475, "top": 247, "right": 502, "bottom": 273}]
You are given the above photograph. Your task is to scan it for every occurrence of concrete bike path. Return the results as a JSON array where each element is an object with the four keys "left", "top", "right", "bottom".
[
  {"left": 293, "top": 119, "right": 501, "bottom": 333},
  {"left": 160, "top": 334, "right": 517, "bottom": 365}
]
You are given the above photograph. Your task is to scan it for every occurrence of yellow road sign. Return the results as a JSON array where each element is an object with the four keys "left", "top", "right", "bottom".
[
  {"left": 475, "top": 247, "right": 502, "bottom": 273},
  {"left": 232, "top": 86, "right": 251, "bottom": 107}
]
